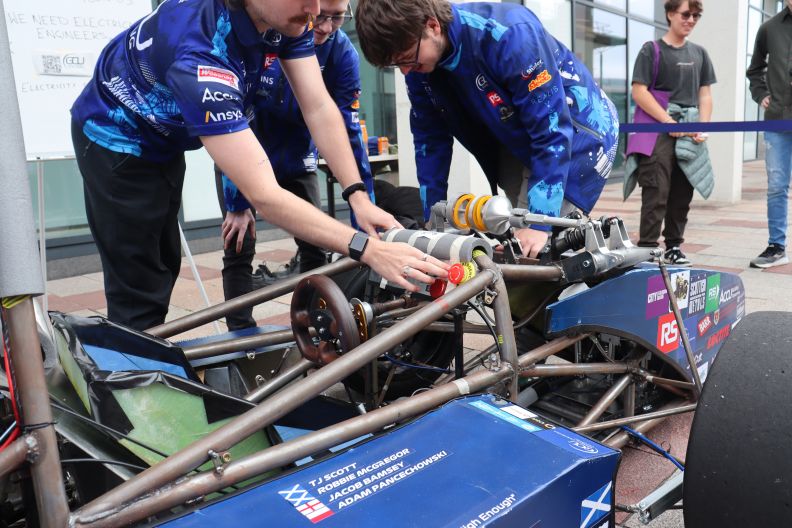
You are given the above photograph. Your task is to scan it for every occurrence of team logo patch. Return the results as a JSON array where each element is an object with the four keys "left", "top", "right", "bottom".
[
  {"left": 279, "top": 485, "right": 335, "bottom": 523},
  {"left": 528, "top": 69, "right": 552, "bottom": 92},
  {"left": 197, "top": 65, "right": 239, "bottom": 90},
  {"left": 263, "top": 53, "right": 278, "bottom": 70}
]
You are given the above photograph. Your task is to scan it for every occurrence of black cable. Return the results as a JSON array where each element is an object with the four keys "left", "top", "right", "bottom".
[
  {"left": 48, "top": 398, "right": 170, "bottom": 460},
  {"left": 466, "top": 301, "right": 501, "bottom": 353},
  {"left": 60, "top": 458, "right": 147, "bottom": 471}
]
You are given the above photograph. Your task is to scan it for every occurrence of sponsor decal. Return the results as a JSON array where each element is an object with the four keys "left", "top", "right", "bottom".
[
  {"left": 713, "top": 309, "right": 720, "bottom": 326},
  {"left": 687, "top": 273, "right": 707, "bottom": 316},
  {"left": 260, "top": 75, "right": 275, "bottom": 86},
  {"left": 646, "top": 275, "right": 670, "bottom": 319},
  {"left": 706, "top": 325, "right": 731, "bottom": 350},
  {"left": 520, "top": 59, "right": 544, "bottom": 79},
  {"left": 719, "top": 285, "right": 740, "bottom": 305},
  {"left": 351, "top": 111, "right": 359, "bottom": 124},
  {"left": 528, "top": 69, "right": 552, "bottom": 92},
  {"left": 351, "top": 99, "right": 360, "bottom": 110},
  {"left": 461, "top": 493, "right": 518, "bottom": 527},
  {"left": 737, "top": 299, "right": 746, "bottom": 320},
  {"left": 201, "top": 87, "right": 239, "bottom": 103},
  {"left": 263, "top": 53, "right": 278, "bottom": 70},
  {"left": 705, "top": 274, "right": 721, "bottom": 313},
  {"left": 197, "top": 65, "right": 239, "bottom": 90},
  {"left": 487, "top": 91, "right": 504, "bottom": 107},
  {"left": 499, "top": 106, "right": 515, "bottom": 121},
  {"left": 278, "top": 485, "right": 334, "bottom": 523},
  {"left": 670, "top": 270, "right": 690, "bottom": 310},
  {"left": 475, "top": 73, "right": 489, "bottom": 91},
  {"left": 657, "top": 312, "right": 679, "bottom": 354},
  {"left": 36, "top": 51, "right": 95, "bottom": 77},
  {"left": 204, "top": 109, "right": 244, "bottom": 123},
  {"left": 697, "top": 314, "right": 712, "bottom": 337},
  {"left": 581, "top": 482, "right": 612, "bottom": 528}
]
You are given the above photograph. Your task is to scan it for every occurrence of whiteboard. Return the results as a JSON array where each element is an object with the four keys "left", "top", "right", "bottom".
[{"left": 3, "top": 0, "right": 152, "bottom": 159}]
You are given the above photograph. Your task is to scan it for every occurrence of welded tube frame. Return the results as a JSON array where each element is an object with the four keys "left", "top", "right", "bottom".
[
  {"left": 475, "top": 254, "right": 519, "bottom": 399},
  {"left": 4, "top": 299, "right": 70, "bottom": 526},
  {"left": 577, "top": 373, "right": 633, "bottom": 428},
  {"left": 73, "top": 269, "right": 500, "bottom": 524},
  {"left": 244, "top": 358, "right": 316, "bottom": 403},
  {"left": 0, "top": 434, "right": 36, "bottom": 479},
  {"left": 575, "top": 403, "right": 696, "bottom": 434},
  {"left": 182, "top": 329, "right": 296, "bottom": 361},
  {"left": 147, "top": 258, "right": 361, "bottom": 338},
  {"left": 520, "top": 362, "right": 632, "bottom": 377}
]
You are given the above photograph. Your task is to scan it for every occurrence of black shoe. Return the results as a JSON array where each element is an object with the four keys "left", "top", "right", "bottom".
[
  {"left": 750, "top": 244, "right": 789, "bottom": 268},
  {"left": 663, "top": 247, "right": 691, "bottom": 266}
]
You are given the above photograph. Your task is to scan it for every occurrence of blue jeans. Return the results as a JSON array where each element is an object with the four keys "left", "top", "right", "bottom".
[{"left": 765, "top": 131, "right": 792, "bottom": 247}]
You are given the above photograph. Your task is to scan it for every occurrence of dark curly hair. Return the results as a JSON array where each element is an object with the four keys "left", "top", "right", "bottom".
[{"left": 355, "top": 0, "right": 452, "bottom": 67}]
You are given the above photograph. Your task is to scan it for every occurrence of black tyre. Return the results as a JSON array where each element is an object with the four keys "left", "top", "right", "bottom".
[{"left": 683, "top": 311, "right": 792, "bottom": 527}]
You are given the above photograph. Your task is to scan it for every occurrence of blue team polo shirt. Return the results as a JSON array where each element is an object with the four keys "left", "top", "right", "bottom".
[{"left": 71, "top": 0, "right": 315, "bottom": 162}]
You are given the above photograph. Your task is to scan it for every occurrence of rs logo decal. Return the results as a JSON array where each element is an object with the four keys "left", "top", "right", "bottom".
[{"left": 657, "top": 313, "right": 679, "bottom": 354}]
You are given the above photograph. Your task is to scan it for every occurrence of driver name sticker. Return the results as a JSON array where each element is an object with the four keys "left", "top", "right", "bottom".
[{"left": 280, "top": 447, "right": 451, "bottom": 521}]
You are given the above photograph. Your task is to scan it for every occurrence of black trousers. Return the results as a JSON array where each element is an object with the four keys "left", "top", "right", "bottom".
[
  {"left": 213, "top": 166, "right": 325, "bottom": 330},
  {"left": 637, "top": 133, "right": 695, "bottom": 249},
  {"left": 72, "top": 121, "right": 186, "bottom": 331}
]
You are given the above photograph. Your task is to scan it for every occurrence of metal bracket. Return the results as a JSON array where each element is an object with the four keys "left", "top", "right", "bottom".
[{"left": 207, "top": 449, "right": 232, "bottom": 475}]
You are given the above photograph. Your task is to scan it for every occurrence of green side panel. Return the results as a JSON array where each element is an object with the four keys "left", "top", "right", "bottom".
[
  {"left": 55, "top": 329, "right": 91, "bottom": 412},
  {"left": 114, "top": 383, "right": 278, "bottom": 482}
]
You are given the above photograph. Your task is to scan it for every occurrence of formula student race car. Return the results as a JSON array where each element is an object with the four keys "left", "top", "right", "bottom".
[{"left": 3, "top": 183, "right": 790, "bottom": 528}]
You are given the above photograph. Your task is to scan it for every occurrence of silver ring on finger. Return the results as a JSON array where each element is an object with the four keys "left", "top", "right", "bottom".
[
  {"left": 402, "top": 265, "right": 412, "bottom": 277},
  {"left": 421, "top": 253, "right": 429, "bottom": 262}
]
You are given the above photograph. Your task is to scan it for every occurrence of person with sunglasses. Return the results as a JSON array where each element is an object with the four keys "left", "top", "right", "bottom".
[
  {"left": 625, "top": 0, "right": 715, "bottom": 266},
  {"left": 355, "top": 0, "right": 620, "bottom": 258},
  {"left": 746, "top": 0, "right": 792, "bottom": 268},
  {"left": 216, "top": 0, "right": 377, "bottom": 329},
  {"left": 71, "top": 0, "right": 447, "bottom": 331}
]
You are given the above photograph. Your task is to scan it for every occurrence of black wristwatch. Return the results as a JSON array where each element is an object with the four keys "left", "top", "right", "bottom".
[
  {"left": 348, "top": 231, "right": 369, "bottom": 261},
  {"left": 341, "top": 182, "right": 367, "bottom": 202}
]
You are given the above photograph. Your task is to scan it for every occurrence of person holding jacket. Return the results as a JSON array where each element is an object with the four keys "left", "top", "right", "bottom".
[
  {"left": 746, "top": 0, "right": 792, "bottom": 268},
  {"left": 355, "top": 0, "right": 619, "bottom": 257},
  {"left": 71, "top": 0, "right": 446, "bottom": 331},
  {"left": 218, "top": 0, "right": 375, "bottom": 329},
  {"left": 624, "top": 0, "right": 715, "bottom": 266}
]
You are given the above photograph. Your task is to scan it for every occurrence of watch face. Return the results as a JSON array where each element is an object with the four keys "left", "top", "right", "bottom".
[{"left": 349, "top": 232, "right": 369, "bottom": 260}]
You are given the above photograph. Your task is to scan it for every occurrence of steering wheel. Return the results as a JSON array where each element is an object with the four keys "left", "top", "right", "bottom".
[{"left": 290, "top": 274, "right": 361, "bottom": 365}]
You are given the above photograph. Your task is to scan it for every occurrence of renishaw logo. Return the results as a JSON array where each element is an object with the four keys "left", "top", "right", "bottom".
[
  {"left": 197, "top": 65, "right": 239, "bottom": 90},
  {"left": 205, "top": 110, "right": 244, "bottom": 123}
]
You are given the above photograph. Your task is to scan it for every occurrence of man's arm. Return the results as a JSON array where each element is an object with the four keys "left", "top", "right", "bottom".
[
  {"left": 632, "top": 83, "right": 676, "bottom": 124},
  {"left": 281, "top": 55, "right": 395, "bottom": 234},
  {"left": 201, "top": 129, "right": 447, "bottom": 290},
  {"left": 746, "top": 24, "right": 770, "bottom": 106},
  {"left": 405, "top": 75, "right": 454, "bottom": 221}
]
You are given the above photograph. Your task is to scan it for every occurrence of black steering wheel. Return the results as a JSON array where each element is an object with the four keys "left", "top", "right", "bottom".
[{"left": 290, "top": 274, "right": 361, "bottom": 365}]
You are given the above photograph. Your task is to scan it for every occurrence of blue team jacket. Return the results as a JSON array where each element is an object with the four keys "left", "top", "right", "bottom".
[
  {"left": 223, "top": 29, "right": 373, "bottom": 212},
  {"left": 407, "top": 3, "right": 620, "bottom": 222},
  {"left": 71, "top": 0, "right": 314, "bottom": 162}
]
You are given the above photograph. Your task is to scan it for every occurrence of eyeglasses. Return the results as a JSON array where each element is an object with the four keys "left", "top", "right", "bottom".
[
  {"left": 315, "top": 6, "right": 353, "bottom": 27},
  {"left": 387, "top": 35, "right": 422, "bottom": 70},
  {"left": 676, "top": 10, "right": 702, "bottom": 21}
]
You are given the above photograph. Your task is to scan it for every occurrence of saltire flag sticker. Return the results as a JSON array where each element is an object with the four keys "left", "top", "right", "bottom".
[
  {"left": 279, "top": 484, "right": 335, "bottom": 524},
  {"left": 580, "top": 482, "right": 612, "bottom": 528}
]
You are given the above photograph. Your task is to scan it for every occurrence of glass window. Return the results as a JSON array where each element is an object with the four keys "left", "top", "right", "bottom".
[
  {"left": 594, "top": 0, "right": 628, "bottom": 11},
  {"left": 574, "top": 5, "right": 628, "bottom": 169},
  {"left": 748, "top": 8, "right": 763, "bottom": 51},
  {"left": 524, "top": 0, "right": 572, "bottom": 45},
  {"left": 628, "top": 0, "right": 667, "bottom": 25}
]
